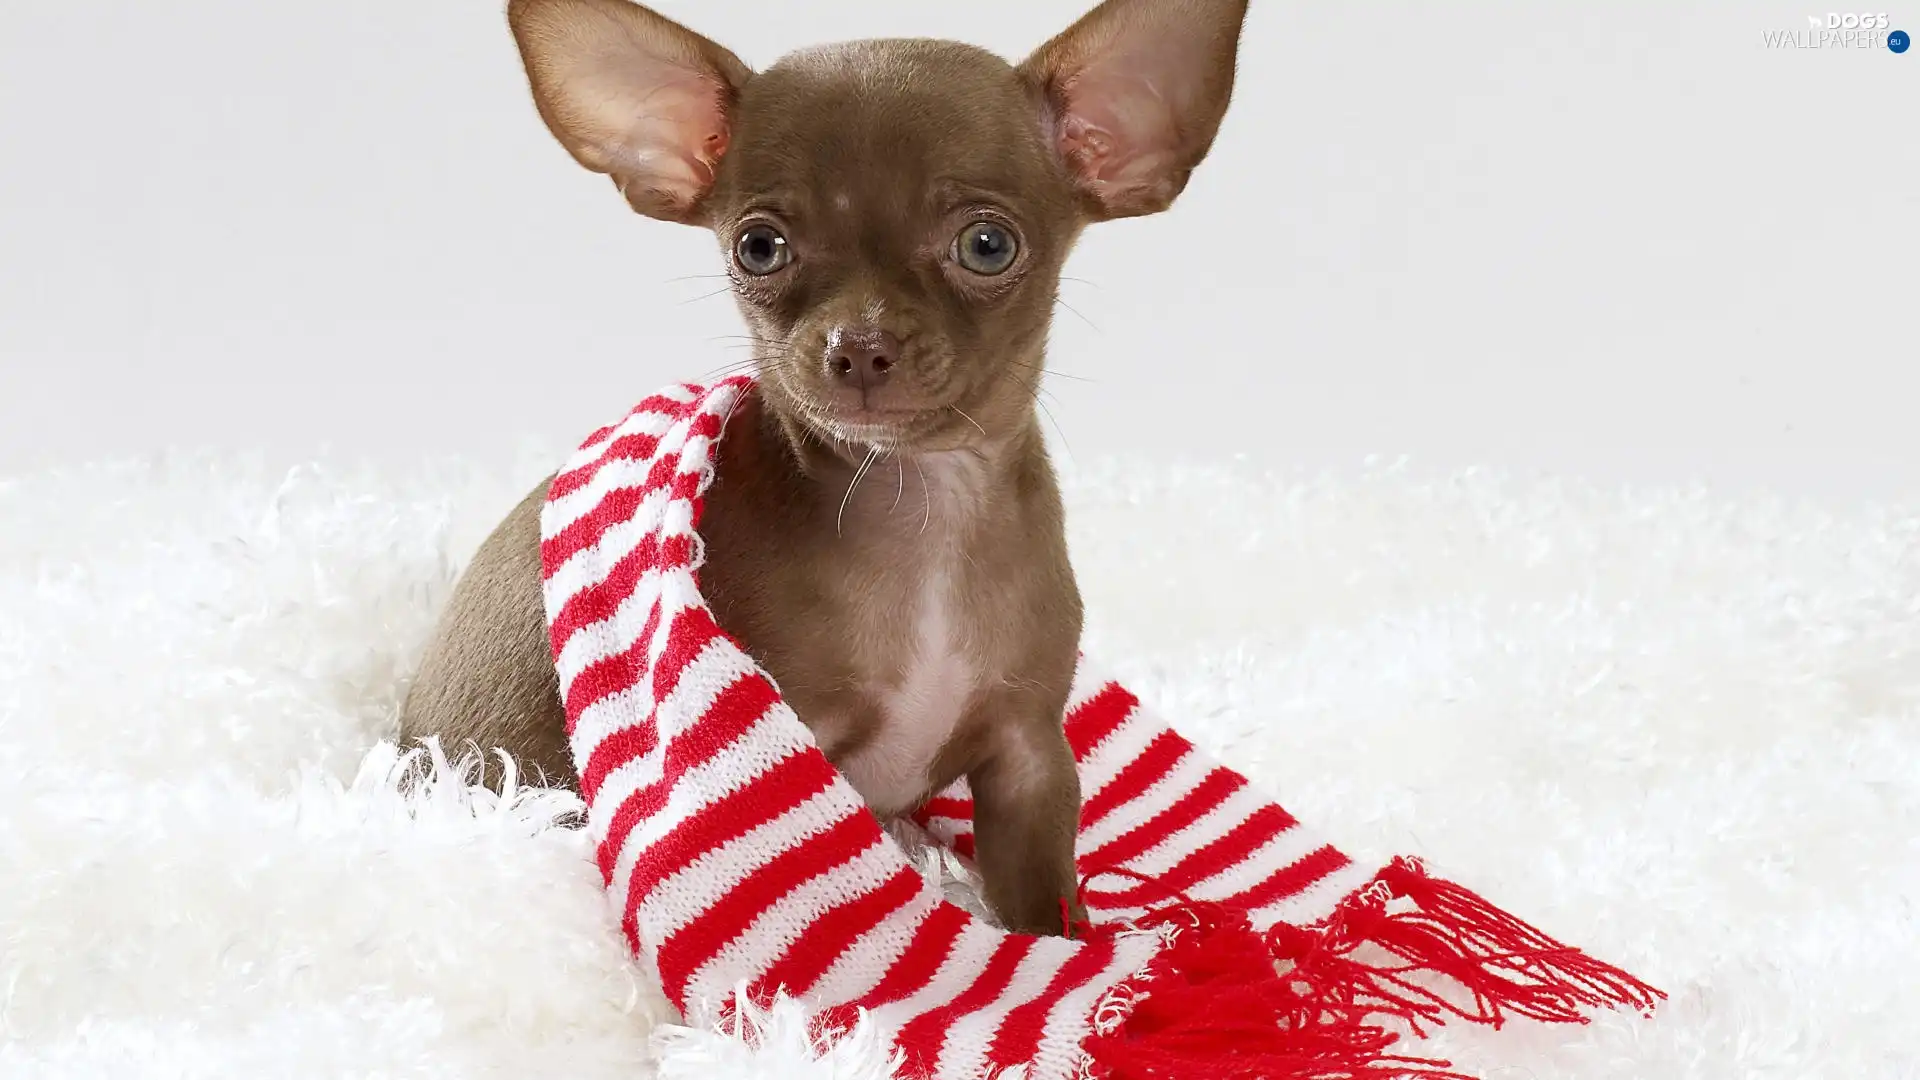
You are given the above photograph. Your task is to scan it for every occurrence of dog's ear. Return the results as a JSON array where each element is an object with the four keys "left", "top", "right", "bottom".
[
  {"left": 507, "top": 0, "right": 751, "bottom": 224},
  {"left": 1020, "top": 0, "right": 1249, "bottom": 220}
]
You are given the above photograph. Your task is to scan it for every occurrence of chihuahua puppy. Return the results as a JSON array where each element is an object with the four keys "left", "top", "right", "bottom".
[{"left": 399, "top": 0, "right": 1247, "bottom": 935}]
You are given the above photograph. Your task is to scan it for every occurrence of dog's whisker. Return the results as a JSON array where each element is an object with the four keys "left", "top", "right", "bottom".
[
  {"left": 678, "top": 286, "right": 738, "bottom": 305},
  {"left": 697, "top": 356, "right": 792, "bottom": 382},
  {"left": 837, "top": 444, "right": 883, "bottom": 537},
  {"left": 949, "top": 405, "right": 988, "bottom": 438},
  {"left": 914, "top": 457, "right": 932, "bottom": 536},
  {"left": 1036, "top": 397, "right": 1075, "bottom": 466},
  {"left": 1000, "top": 356, "right": 1094, "bottom": 384},
  {"left": 1054, "top": 297, "right": 1100, "bottom": 333},
  {"left": 702, "top": 350, "right": 796, "bottom": 371},
  {"left": 718, "top": 336, "right": 794, "bottom": 349}
]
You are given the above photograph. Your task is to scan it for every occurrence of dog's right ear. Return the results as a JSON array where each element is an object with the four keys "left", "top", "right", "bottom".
[{"left": 507, "top": 0, "right": 751, "bottom": 224}]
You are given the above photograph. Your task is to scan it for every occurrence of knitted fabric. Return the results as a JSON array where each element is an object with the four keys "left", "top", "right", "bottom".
[{"left": 538, "top": 377, "right": 1663, "bottom": 1080}]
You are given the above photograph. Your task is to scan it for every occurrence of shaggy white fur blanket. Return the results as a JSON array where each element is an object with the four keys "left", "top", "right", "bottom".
[{"left": 1, "top": 450, "right": 1914, "bottom": 1079}]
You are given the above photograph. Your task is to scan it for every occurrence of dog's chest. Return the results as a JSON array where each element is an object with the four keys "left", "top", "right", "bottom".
[
  {"left": 837, "top": 567, "right": 978, "bottom": 816},
  {"left": 834, "top": 455, "right": 989, "bottom": 816}
]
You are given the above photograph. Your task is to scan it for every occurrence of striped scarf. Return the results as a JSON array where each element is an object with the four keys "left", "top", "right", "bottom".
[{"left": 537, "top": 377, "right": 1662, "bottom": 1080}]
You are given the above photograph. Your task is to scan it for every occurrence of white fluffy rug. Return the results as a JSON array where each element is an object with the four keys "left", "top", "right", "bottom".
[{"left": 2, "top": 448, "right": 1916, "bottom": 1079}]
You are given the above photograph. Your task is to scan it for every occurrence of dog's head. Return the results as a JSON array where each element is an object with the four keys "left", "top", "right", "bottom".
[{"left": 509, "top": 0, "right": 1248, "bottom": 455}]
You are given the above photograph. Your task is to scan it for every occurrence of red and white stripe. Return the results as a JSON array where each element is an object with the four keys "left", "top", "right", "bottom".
[{"left": 539, "top": 379, "right": 1379, "bottom": 1079}]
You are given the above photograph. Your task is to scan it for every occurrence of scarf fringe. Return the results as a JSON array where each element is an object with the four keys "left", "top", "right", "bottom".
[{"left": 1075, "top": 856, "right": 1664, "bottom": 1080}]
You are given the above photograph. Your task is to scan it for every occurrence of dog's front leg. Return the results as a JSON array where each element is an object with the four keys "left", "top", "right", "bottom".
[{"left": 968, "top": 715, "right": 1086, "bottom": 937}]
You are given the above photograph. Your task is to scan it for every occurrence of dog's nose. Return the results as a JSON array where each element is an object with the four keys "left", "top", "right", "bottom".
[{"left": 825, "top": 327, "right": 899, "bottom": 387}]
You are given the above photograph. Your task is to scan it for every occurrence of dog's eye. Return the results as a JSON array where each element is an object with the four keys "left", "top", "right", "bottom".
[
  {"left": 734, "top": 224, "right": 791, "bottom": 276},
  {"left": 952, "top": 222, "right": 1018, "bottom": 276}
]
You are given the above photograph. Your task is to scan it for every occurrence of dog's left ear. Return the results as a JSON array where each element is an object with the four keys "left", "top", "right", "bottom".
[{"left": 1020, "top": 0, "right": 1250, "bottom": 220}]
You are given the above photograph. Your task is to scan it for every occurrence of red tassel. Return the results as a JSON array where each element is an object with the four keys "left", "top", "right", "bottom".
[
  {"left": 1347, "top": 856, "right": 1664, "bottom": 1029},
  {"left": 1075, "top": 857, "right": 1663, "bottom": 1080},
  {"left": 1079, "top": 900, "right": 1475, "bottom": 1080}
]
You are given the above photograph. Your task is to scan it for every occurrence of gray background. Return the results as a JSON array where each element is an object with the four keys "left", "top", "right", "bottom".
[{"left": 2, "top": 1, "right": 1914, "bottom": 500}]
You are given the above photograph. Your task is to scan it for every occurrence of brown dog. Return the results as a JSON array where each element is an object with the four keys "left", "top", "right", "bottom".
[{"left": 399, "top": 0, "right": 1249, "bottom": 935}]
